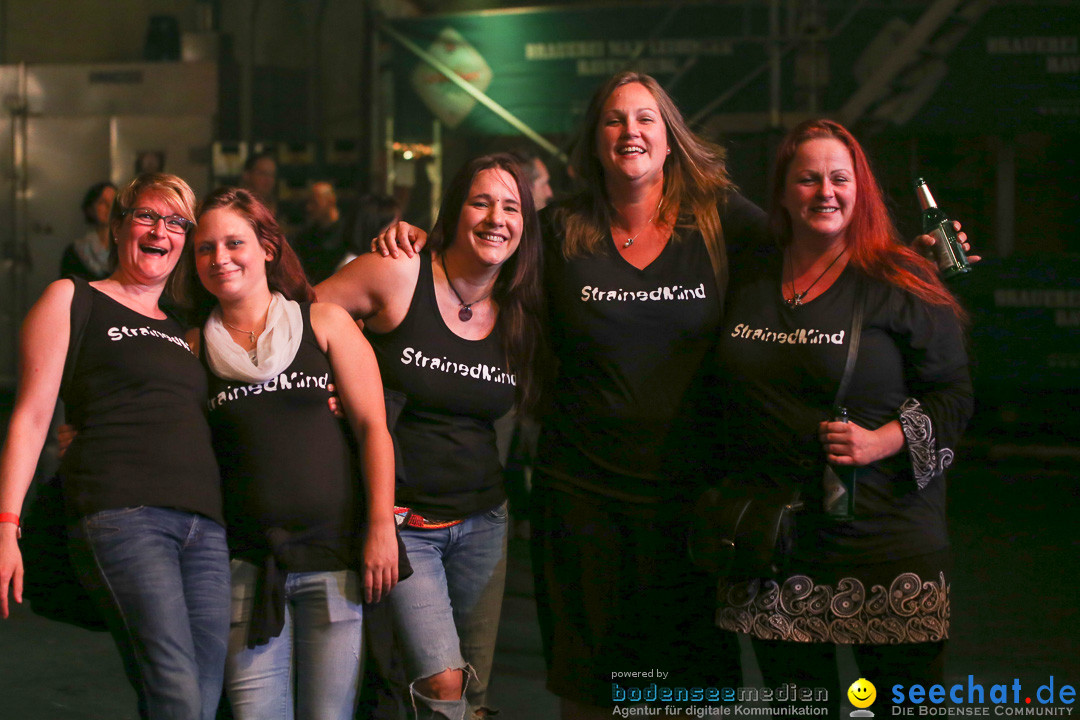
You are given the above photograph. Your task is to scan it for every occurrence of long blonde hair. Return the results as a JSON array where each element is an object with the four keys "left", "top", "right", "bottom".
[{"left": 556, "top": 72, "right": 736, "bottom": 289}]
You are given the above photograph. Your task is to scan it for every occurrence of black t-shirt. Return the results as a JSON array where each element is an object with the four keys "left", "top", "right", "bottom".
[
  {"left": 205, "top": 303, "right": 359, "bottom": 569},
  {"left": 365, "top": 253, "right": 515, "bottom": 521},
  {"left": 60, "top": 279, "right": 222, "bottom": 523},
  {"left": 536, "top": 192, "right": 770, "bottom": 502},
  {"left": 715, "top": 250, "right": 973, "bottom": 564}
]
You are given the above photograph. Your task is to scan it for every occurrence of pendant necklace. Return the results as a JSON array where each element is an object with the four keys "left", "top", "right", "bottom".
[
  {"left": 618, "top": 199, "right": 662, "bottom": 249},
  {"left": 442, "top": 257, "right": 491, "bottom": 322},
  {"left": 223, "top": 297, "right": 272, "bottom": 345},
  {"left": 786, "top": 246, "right": 846, "bottom": 308}
]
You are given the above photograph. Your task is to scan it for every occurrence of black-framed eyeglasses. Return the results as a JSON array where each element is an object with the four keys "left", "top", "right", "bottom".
[{"left": 122, "top": 207, "right": 195, "bottom": 234}]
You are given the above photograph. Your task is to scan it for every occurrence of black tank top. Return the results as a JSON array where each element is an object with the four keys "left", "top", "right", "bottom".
[
  {"left": 365, "top": 253, "right": 515, "bottom": 521},
  {"left": 205, "top": 303, "right": 359, "bottom": 569},
  {"left": 59, "top": 279, "right": 222, "bottom": 523}
]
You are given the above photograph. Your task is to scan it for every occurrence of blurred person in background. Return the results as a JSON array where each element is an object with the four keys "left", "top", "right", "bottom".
[
  {"left": 337, "top": 192, "right": 401, "bottom": 272},
  {"left": 61, "top": 181, "right": 117, "bottom": 281},
  {"left": 241, "top": 151, "right": 279, "bottom": 216},
  {"left": 292, "top": 181, "right": 345, "bottom": 285}
]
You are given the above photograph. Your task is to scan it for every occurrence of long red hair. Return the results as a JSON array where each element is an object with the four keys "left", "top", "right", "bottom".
[{"left": 770, "top": 119, "right": 964, "bottom": 319}]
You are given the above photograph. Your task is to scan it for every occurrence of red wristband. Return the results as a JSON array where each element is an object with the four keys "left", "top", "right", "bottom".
[{"left": 0, "top": 513, "right": 20, "bottom": 539}]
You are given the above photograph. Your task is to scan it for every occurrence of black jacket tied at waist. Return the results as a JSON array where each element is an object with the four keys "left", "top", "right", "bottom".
[{"left": 245, "top": 524, "right": 412, "bottom": 648}]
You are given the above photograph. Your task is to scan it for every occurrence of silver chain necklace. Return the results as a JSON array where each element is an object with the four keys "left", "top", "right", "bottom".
[
  {"left": 223, "top": 297, "right": 272, "bottom": 344},
  {"left": 618, "top": 200, "right": 662, "bottom": 249},
  {"left": 786, "top": 246, "right": 846, "bottom": 308}
]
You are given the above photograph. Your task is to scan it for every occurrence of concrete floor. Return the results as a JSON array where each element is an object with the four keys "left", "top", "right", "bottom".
[{"left": 1, "top": 440, "right": 1077, "bottom": 718}]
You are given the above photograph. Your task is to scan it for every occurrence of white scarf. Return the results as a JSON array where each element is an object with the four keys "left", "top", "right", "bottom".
[{"left": 203, "top": 292, "right": 303, "bottom": 383}]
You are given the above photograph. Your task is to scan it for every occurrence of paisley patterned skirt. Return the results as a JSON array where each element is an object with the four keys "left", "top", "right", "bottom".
[{"left": 715, "top": 555, "right": 950, "bottom": 644}]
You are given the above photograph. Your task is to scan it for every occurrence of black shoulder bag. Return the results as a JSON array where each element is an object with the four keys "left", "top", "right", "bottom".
[
  {"left": 689, "top": 278, "right": 867, "bottom": 578},
  {"left": 21, "top": 278, "right": 108, "bottom": 630}
]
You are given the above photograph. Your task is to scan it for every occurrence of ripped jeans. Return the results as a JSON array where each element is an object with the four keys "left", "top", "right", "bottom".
[
  {"left": 389, "top": 502, "right": 508, "bottom": 719},
  {"left": 224, "top": 560, "right": 364, "bottom": 720}
]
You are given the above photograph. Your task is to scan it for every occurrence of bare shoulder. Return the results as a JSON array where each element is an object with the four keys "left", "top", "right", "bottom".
[
  {"left": 314, "top": 251, "right": 421, "bottom": 326},
  {"left": 324, "top": 250, "right": 420, "bottom": 293},
  {"left": 40, "top": 278, "right": 76, "bottom": 306},
  {"left": 309, "top": 300, "right": 356, "bottom": 329},
  {"left": 27, "top": 279, "right": 76, "bottom": 324}
]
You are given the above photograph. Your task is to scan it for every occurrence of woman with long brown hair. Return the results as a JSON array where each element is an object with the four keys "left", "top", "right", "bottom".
[
  {"left": 374, "top": 72, "right": 770, "bottom": 719},
  {"left": 317, "top": 153, "right": 544, "bottom": 718},
  {"left": 713, "top": 119, "right": 972, "bottom": 715}
]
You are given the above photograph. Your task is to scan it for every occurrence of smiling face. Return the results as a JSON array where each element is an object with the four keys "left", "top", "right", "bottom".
[
  {"left": 113, "top": 191, "right": 189, "bottom": 285},
  {"left": 781, "top": 137, "right": 857, "bottom": 245},
  {"left": 193, "top": 207, "right": 274, "bottom": 303},
  {"left": 595, "top": 81, "right": 669, "bottom": 187},
  {"left": 454, "top": 168, "right": 523, "bottom": 268},
  {"left": 847, "top": 678, "right": 877, "bottom": 709}
]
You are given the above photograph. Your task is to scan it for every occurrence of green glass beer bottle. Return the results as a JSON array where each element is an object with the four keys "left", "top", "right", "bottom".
[
  {"left": 822, "top": 407, "right": 856, "bottom": 521},
  {"left": 914, "top": 178, "right": 972, "bottom": 278}
]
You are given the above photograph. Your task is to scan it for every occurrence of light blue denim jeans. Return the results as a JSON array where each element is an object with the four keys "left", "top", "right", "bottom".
[
  {"left": 389, "top": 502, "right": 508, "bottom": 719},
  {"left": 224, "top": 560, "right": 364, "bottom": 720},
  {"left": 70, "top": 506, "right": 231, "bottom": 720}
]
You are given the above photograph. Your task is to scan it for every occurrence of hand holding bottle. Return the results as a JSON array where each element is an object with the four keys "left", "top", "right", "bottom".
[
  {"left": 818, "top": 417, "right": 905, "bottom": 467},
  {"left": 913, "top": 179, "right": 981, "bottom": 269}
]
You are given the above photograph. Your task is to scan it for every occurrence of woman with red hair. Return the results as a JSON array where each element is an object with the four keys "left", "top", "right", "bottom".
[{"left": 713, "top": 119, "right": 973, "bottom": 713}]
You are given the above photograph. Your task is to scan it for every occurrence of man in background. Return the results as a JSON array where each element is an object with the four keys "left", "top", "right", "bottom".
[
  {"left": 241, "top": 150, "right": 279, "bottom": 215},
  {"left": 291, "top": 180, "right": 344, "bottom": 284}
]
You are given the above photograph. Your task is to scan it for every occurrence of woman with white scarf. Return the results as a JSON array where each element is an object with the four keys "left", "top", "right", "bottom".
[{"left": 184, "top": 186, "right": 399, "bottom": 720}]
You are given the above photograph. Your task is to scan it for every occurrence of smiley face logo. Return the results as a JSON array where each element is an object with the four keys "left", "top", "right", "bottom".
[{"left": 848, "top": 678, "right": 877, "bottom": 709}]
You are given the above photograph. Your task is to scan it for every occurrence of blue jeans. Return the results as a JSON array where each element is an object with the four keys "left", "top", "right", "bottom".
[
  {"left": 70, "top": 506, "right": 231, "bottom": 720},
  {"left": 389, "top": 502, "right": 508, "bottom": 719},
  {"left": 225, "top": 560, "right": 364, "bottom": 720}
]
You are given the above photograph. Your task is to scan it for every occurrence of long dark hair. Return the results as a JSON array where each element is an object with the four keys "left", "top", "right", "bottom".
[
  {"left": 427, "top": 154, "right": 546, "bottom": 414},
  {"left": 81, "top": 181, "right": 116, "bottom": 225},
  {"left": 184, "top": 186, "right": 314, "bottom": 323},
  {"left": 770, "top": 119, "right": 965, "bottom": 319},
  {"left": 558, "top": 71, "right": 735, "bottom": 288}
]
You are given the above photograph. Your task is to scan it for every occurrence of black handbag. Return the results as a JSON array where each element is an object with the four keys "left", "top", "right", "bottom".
[
  {"left": 19, "top": 278, "right": 107, "bottom": 631},
  {"left": 689, "top": 278, "right": 867, "bottom": 577},
  {"left": 20, "top": 475, "right": 107, "bottom": 631},
  {"left": 689, "top": 473, "right": 803, "bottom": 576}
]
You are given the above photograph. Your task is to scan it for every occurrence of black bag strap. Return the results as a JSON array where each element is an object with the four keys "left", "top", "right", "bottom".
[
  {"left": 833, "top": 276, "right": 867, "bottom": 410},
  {"left": 61, "top": 277, "right": 94, "bottom": 399}
]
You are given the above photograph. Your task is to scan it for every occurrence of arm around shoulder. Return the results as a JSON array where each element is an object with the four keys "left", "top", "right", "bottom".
[
  {"left": 314, "top": 250, "right": 420, "bottom": 328},
  {"left": 309, "top": 301, "right": 399, "bottom": 602}
]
